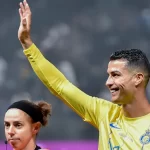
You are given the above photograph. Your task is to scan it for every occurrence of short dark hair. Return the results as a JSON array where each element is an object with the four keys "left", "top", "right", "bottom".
[{"left": 110, "top": 49, "right": 150, "bottom": 86}]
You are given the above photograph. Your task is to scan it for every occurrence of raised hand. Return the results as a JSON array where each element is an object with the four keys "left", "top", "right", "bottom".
[{"left": 18, "top": 0, "right": 33, "bottom": 49}]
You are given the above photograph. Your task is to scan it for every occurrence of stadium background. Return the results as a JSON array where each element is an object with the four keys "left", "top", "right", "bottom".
[{"left": 0, "top": 0, "right": 150, "bottom": 149}]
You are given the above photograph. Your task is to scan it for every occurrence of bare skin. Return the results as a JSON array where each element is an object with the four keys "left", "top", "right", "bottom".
[
  {"left": 106, "top": 60, "right": 150, "bottom": 118},
  {"left": 4, "top": 109, "right": 40, "bottom": 150},
  {"left": 4, "top": 108, "right": 49, "bottom": 150},
  {"left": 18, "top": 0, "right": 33, "bottom": 49}
]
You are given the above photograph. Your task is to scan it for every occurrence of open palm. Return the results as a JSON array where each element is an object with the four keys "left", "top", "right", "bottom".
[{"left": 18, "top": 0, "right": 31, "bottom": 42}]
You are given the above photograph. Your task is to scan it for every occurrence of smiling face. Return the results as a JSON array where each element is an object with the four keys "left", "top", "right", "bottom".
[
  {"left": 106, "top": 59, "right": 137, "bottom": 104},
  {"left": 4, "top": 108, "right": 38, "bottom": 150}
]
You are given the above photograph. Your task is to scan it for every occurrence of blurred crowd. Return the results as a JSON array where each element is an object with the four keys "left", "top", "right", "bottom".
[{"left": 0, "top": 0, "right": 150, "bottom": 140}]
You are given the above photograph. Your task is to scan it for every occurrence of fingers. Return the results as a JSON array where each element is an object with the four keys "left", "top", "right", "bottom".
[
  {"left": 22, "top": 0, "right": 31, "bottom": 13},
  {"left": 18, "top": 0, "right": 31, "bottom": 29},
  {"left": 19, "top": 2, "right": 25, "bottom": 15},
  {"left": 19, "top": 9, "right": 27, "bottom": 28},
  {"left": 23, "top": 0, "right": 32, "bottom": 28},
  {"left": 19, "top": 0, "right": 31, "bottom": 16},
  {"left": 24, "top": 1, "right": 31, "bottom": 14},
  {"left": 23, "top": 0, "right": 27, "bottom": 8},
  {"left": 19, "top": 2, "right": 27, "bottom": 27},
  {"left": 19, "top": 8, "right": 23, "bottom": 20}
]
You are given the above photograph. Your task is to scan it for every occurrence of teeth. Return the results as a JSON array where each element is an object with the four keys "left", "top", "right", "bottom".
[{"left": 111, "top": 90, "right": 116, "bottom": 93}]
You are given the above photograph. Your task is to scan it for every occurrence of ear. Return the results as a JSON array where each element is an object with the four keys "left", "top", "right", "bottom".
[
  {"left": 134, "top": 73, "right": 144, "bottom": 86},
  {"left": 32, "top": 122, "right": 41, "bottom": 135}
]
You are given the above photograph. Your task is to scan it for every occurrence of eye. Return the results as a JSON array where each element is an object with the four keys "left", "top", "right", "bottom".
[
  {"left": 15, "top": 123, "right": 22, "bottom": 128},
  {"left": 112, "top": 73, "right": 120, "bottom": 77},
  {"left": 4, "top": 123, "right": 10, "bottom": 129}
]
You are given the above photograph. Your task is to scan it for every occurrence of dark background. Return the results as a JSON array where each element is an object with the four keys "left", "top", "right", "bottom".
[{"left": 0, "top": 0, "right": 150, "bottom": 140}]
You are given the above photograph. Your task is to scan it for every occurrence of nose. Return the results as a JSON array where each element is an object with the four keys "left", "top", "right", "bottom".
[
  {"left": 105, "top": 76, "right": 114, "bottom": 88},
  {"left": 7, "top": 126, "right": 15, "bottom": 137}
]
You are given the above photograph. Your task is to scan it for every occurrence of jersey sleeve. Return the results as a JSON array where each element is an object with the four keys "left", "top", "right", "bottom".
[{"left": 24, "top": 43, "right": 120, "bottom": 129}]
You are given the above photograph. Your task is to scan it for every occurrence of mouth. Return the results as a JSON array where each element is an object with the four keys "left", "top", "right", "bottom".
[
  {"left": 110, "top": 87, "right": 119, "bottom": 95},
  {"left": 8, "top": 138, "right": 20, "bottom": 142}
]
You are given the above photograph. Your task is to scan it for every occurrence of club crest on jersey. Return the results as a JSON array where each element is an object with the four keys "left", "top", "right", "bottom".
[{"left": 140, "top": 129, "right": 150, "bottom": 145}]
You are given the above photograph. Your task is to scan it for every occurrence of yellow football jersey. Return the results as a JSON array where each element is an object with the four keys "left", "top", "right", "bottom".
[{"left": 24, "top": 44, "right": 150, "bottom": 150}]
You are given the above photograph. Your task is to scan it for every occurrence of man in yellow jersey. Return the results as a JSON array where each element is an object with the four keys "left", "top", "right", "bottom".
[{"left": 18, "top": 0, "right": 150, "bottom": 149}]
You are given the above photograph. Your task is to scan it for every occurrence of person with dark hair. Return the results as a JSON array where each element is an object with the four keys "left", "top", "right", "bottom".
[
  {"left": 4, "top": 100, "right": 51, "bottom": 150},
  {"left": 110, "top": 49, "right": 150, "bottom": 87},
  {"left": 18, "top": 0, "right": 150, "bottom": 149}
]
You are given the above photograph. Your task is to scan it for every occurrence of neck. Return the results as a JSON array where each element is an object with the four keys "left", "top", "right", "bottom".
[{"left": 122, "top": 93, "right": 150, "bottom": 118}]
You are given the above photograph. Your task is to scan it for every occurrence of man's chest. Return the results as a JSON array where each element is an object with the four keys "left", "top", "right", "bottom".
[{"left": 99, "top": 120, "right": 150, "bottom": 150}]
